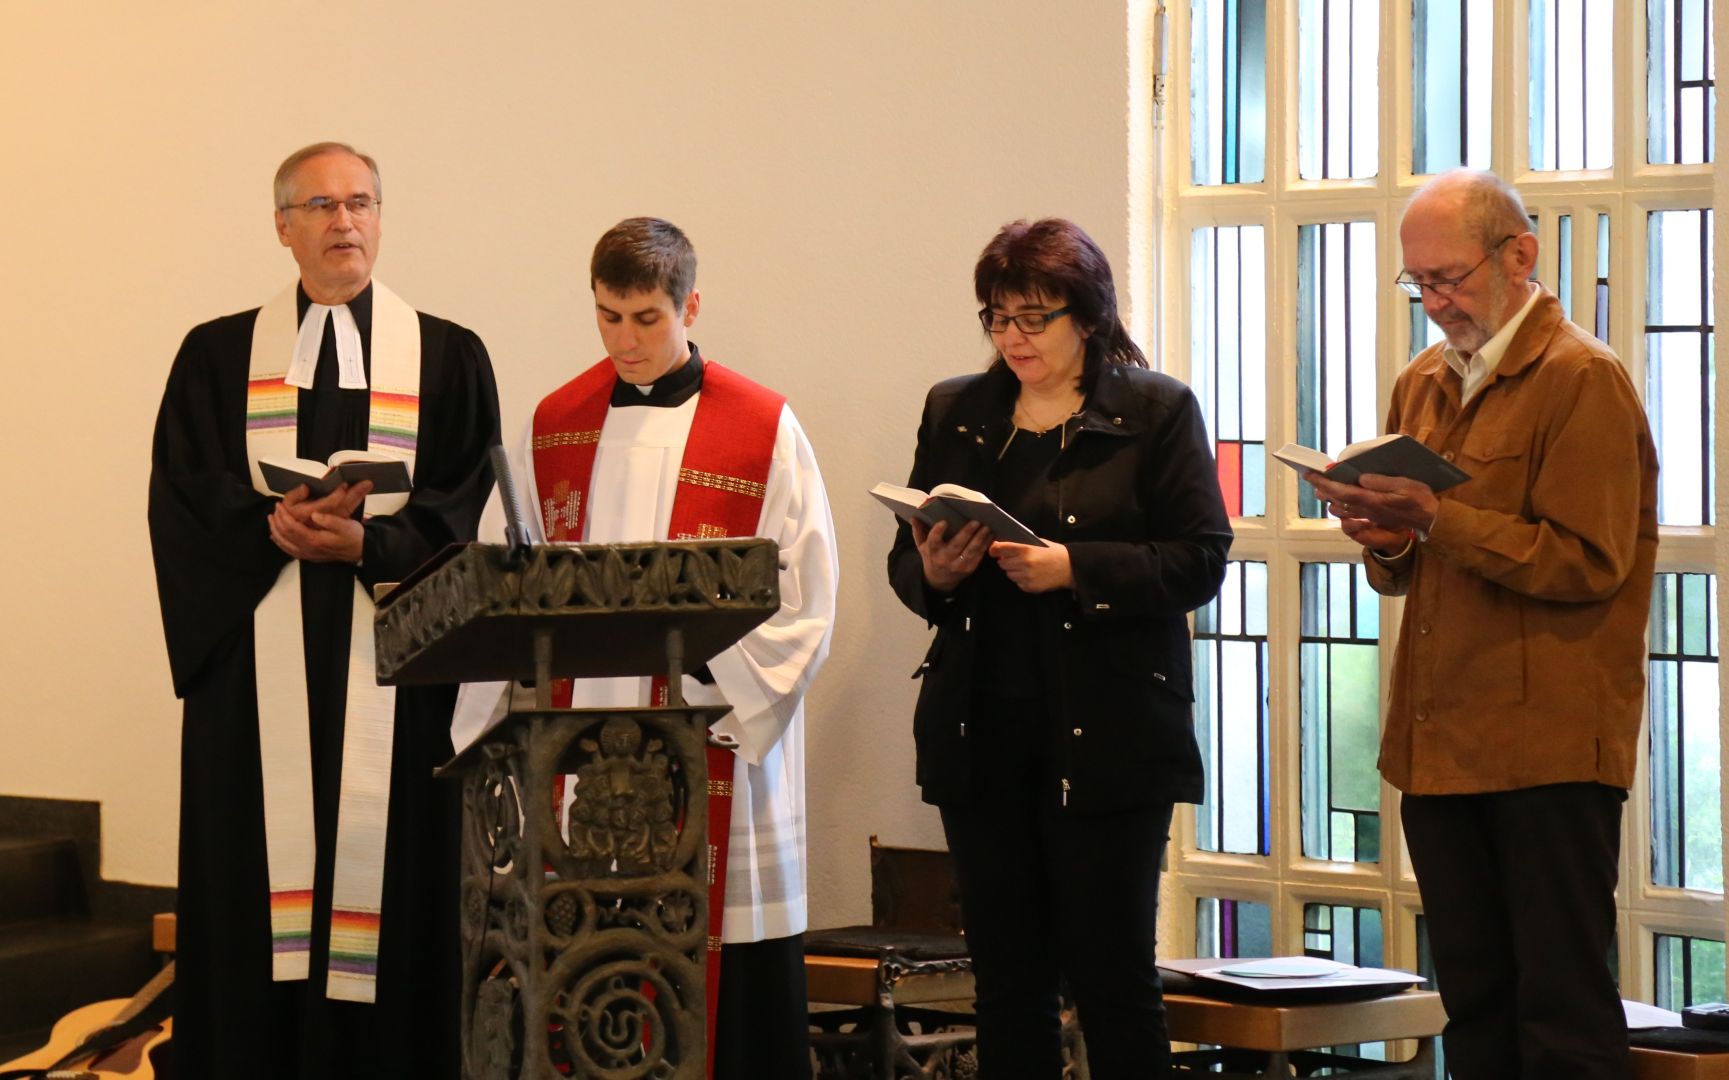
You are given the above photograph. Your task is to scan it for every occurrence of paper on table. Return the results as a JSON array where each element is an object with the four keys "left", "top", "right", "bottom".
[
  {"left": 1623, "top": 999, "right": 1684, "bottom": 1030},
  {"left": 1159, "top": 955, "right": 1426, "bottom": 993},
  {"left": 1216, "top": 956, "right": 1350, "bottom": 979}
]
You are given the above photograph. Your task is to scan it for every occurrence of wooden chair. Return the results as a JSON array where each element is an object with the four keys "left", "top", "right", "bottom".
[
  {"left": 804, "top": 837, "right": 1091, "bottom": 1079},
  {"left": 804, "top": 837, "right": 982, "bottom": 1080}
]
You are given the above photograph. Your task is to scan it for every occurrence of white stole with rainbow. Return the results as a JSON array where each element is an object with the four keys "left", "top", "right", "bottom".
[{"left": 243, "top": 280, "right": 420, "bottom": 1004}]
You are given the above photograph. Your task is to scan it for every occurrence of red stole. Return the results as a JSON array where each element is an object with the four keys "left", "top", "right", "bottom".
[{"left": 531, "top": 356, "right": 785, "bottom": 1075}]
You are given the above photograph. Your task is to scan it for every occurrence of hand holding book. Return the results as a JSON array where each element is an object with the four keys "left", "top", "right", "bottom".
[
  {"left": 267, "top": 463, "right": 380, "bottom": 564},
  {"left": 1271, "top": 434, "right": 1468, "bottom": 491},
  {"left": 1274, "top": 435, "right": 1460, "bottom": 553},
  {"left": 870, "top": 482, "right": 1046, "bottom": 546}
]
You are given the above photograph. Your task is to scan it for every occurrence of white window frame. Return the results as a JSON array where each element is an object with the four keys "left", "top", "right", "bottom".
[{"left": 1152, "top": 0, "right": 1722, "bottom": 1009}]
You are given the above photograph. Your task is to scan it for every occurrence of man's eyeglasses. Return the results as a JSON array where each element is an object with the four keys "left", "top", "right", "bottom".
[
  {"left": 1395, "top": 235, "right": 1517, "bottom": 298},
  {"left": 979, "top": 306, "right": 1072, "bottom": 334},
  {"left": 279, "top": 195, "right": 381, "bottom": 219}
]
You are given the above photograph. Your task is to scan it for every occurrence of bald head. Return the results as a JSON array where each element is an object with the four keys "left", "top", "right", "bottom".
[{"left": 1404, "top": 169, "right": 1530, "bottom": 252}]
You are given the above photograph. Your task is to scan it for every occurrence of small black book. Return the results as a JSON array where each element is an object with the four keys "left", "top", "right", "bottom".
[
  {"left": 259, "top": 451, "right": 411, "bottom": 498},
  {"left": 1272, "top": 434, "right": 1471, "bottom": 492}
]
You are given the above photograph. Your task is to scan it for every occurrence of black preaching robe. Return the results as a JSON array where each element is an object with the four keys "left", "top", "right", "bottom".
[{"left": 148, "top": 284, "right": 499, "bottom": 1080}]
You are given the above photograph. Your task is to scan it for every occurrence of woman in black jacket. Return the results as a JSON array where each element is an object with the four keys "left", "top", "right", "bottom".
[{"left": 887, "top": 218, "right": 1232, "bottom": 1078}]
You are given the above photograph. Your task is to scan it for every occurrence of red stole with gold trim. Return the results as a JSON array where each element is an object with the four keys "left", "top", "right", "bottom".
[{"left": 531, "top": 356, "right": 785, "bottom": 1076}]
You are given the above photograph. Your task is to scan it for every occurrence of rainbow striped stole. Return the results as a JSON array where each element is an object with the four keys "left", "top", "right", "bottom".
[
  {"left": 328, "top": 907, "right": 383, "bottom": 979},
  {"left": 246, "top": 279, "right": 422, "bottom": 1005},
  {"left": 246, "top": 377, "right": 297, "bottom": 434},
  {"left": 245, "top": 383, "right": 419, "bottom": 450}
]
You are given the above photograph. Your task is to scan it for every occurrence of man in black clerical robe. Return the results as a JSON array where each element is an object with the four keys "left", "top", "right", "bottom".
[{"left": 147, "top": 142, "right": 498, "bottom": 1079}]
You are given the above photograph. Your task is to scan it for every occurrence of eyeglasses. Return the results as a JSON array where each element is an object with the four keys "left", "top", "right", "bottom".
[
  {"left": 1395, "top": 235, "right": 1517, "bottom": 298},
  {"left": 979, "top": 306, "right": 1072, "bottom": 334},
  {"left": 279, "top": 195, "right": 381, "bottom": 218}
]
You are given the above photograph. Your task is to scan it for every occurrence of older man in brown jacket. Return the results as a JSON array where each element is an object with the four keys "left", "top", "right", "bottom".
[{"left": 1309, "top": 169, "right": 1658, "bottom": 1079}]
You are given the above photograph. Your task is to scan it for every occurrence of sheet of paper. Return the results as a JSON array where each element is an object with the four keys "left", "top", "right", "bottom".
[
  {"left": 1623, "top": 999, "right": 1683, "bottom": 1030},
  {"left": 1215, "top": 956, "right": 1351, "bottom": 979},
  {"left": 1159, "top": 955, "right": 1426, "bottom": 993}
]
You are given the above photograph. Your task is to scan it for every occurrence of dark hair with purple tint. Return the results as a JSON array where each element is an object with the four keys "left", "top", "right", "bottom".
[{"left": 973, "top": 218, "right": 1147, "bottom": 389}]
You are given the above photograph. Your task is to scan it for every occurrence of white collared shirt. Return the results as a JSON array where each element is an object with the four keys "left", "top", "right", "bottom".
[{"left": 1441, "top": 283, "right": 1542, "bottom": 404}]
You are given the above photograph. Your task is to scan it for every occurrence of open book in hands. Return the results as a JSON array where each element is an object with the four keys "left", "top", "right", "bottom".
[
  {"left": 870, "top": 482, "right": 1047, "bottom": 546},
  {"left": 1272, "top": 434, "right": 1470, "bottom": 492},
  {"left": 259, "top": 450, "right": 412, "bottom": 498}
]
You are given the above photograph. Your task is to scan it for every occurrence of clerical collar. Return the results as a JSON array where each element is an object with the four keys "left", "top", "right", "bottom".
[
  {"left": 291, "top": 283, "right": 374, "bottom": 390},
  {"left": 610, "top": 344, "right": 705, "bottom": 408}
]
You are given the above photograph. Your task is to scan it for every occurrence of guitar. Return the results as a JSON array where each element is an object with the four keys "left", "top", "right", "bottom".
[{"left": 0, "top": 962, "right": 173, "bottom": 1079}]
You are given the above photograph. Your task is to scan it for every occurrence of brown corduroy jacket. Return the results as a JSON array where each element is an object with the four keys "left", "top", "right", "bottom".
[{"left": 1367, "top": 287, "right": 1659, "bottom": 795}]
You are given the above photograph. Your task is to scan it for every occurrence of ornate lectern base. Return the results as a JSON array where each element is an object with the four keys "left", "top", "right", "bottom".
[{"left": 456, "top": 706, "right": 729, "bottom": 1080}]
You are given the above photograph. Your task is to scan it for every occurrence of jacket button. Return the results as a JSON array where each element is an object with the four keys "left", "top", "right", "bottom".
[
  {"left": 1066, "top": 514, "right": 1077, "bottom": 524},
  {"left": 1062, "top": 621, "right": 1072, "bottom": 630},
  {"left": 1072, "top": 727, "right": 1083, "bottom": 736},
  {"left": 1419, "top": 623, "right": 1431, "bottom": 635},
  {"left": 1415, "top": 709, "right": 1428, "bottom": 723},
  {"left": 1112, "top": 416, "right": 1123, "bottom": 425}
]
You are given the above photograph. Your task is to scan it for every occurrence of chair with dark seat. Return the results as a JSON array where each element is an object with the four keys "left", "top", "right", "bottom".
[{"left": 804, "top": 837, "right": 1086, "bottom": 1080}]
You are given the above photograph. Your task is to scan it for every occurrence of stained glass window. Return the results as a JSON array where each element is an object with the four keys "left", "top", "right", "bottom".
[
  {"left": 1650, "top": 572, "right": 1723, "bottom": 893},
  {"left": 1192, "top": 0, "right": 1270, "bottom": 185},
  {"left": 1558, "top": 213, "right": 1574, "bottom": 319},
  {"left": 1195, "top": 561, "right": 1271, "bottom": 855},
  {"left": 1193, "top": 225, "right": 1269, "bottom": 518},
  {"left": 1647, "top": 0, "right": 1716, "bottom": 165},
  {"left": 1297, "top": 221, "right": 1379, "bottom": 518},
  {"left": 1196, "top": 897, "right": 1276, "bottom": 958},
  {"left": 1656, "top": 934, "right": 1728, "bottom": 1009},
  {"left": 1411, "top": 0, "right": 1494, "bottom": 174},
  {"left": 1300, "top": 562, "right": 1381, "bottom": 863},
  {"left": 1305, "top": 902, "right": 1384, "bottom": 964},
  {"left": 1529, "top": 0, "right": 1615, "bottom": 171},
  {"left": 1646, "top": 208, "right": 1716, "bottom": 526},
  {"left": 1297, "top": 0, "right": 1381, "bottom": 179},
  {"left": 1596, "top": 213, "right": 1612, "bottom": 341}
]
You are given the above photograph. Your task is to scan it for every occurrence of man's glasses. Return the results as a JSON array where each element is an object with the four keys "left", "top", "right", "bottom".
[
  {"left": 279, "top": 195, "right": 381, "bottom": 219},
  {"left": 1395, "top": 235, "right": 1517, "bottom": 298},
  {"left": 979, "top": 306, "right": 1072, "bottom": 334}
]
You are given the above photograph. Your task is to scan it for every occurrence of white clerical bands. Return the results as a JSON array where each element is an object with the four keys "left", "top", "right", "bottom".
[{"left": 289, "top": 302, "right": 367, "bottom": 390}]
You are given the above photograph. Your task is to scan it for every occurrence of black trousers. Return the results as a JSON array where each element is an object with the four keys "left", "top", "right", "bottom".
[
  {"left": 1401, "top": 783, "right": 1630, "bottom": 1080},
  {"left": 713, "top": 932, "right": 813, "bottom": 1080},
  {"left": 940, "top": 695, "right": 1176, "bottom": 1080}
]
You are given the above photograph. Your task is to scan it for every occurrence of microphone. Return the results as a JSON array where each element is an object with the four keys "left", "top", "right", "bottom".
[{"left": 489, "top": 444, "right": 534, "bottom": 565}]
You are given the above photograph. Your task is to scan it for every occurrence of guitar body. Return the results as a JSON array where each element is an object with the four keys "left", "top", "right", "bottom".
[{"left": 0, "top": 998, "right": 172, "bottom": 1078}]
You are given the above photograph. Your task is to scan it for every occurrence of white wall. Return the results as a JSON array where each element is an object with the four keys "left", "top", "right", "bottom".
[{"left": 0, "top": 2, "right": 1137, "bottom": 927}]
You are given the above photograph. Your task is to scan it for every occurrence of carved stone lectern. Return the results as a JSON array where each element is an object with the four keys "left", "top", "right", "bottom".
[{"left": 374, "top": 539, "right": 780, "bottom": 1080}]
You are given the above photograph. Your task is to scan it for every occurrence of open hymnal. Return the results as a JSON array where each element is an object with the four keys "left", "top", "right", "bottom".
[
  {"left": 259, "top": 450, "right": 412, "bottom": 498},
  {"left": 869, "top": 482, "right": 1046, "bottom": 546},
  {"left": 1272, "top": 434, "right": 1470, "bottom": 492}
]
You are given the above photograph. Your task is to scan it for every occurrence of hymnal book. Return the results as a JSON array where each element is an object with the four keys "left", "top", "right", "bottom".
[
  {"left": 870, "top": 482, "right": 1047, "bottom": 547},
  {"left": 1272, "top": 434, "right": 1470, "bottom": 492},
  {"left": 259, "top": 451, "right": 412, "bottom": 498}
]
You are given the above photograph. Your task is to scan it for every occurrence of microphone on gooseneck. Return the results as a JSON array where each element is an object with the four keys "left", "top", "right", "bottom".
[{"left": 489, "top": 444, "right": 534, "bottom": 566}]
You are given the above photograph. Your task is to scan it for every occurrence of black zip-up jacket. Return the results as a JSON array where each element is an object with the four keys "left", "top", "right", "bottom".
[{"left": 887, "top": 363, "right": 1234, "bottom": 812}]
